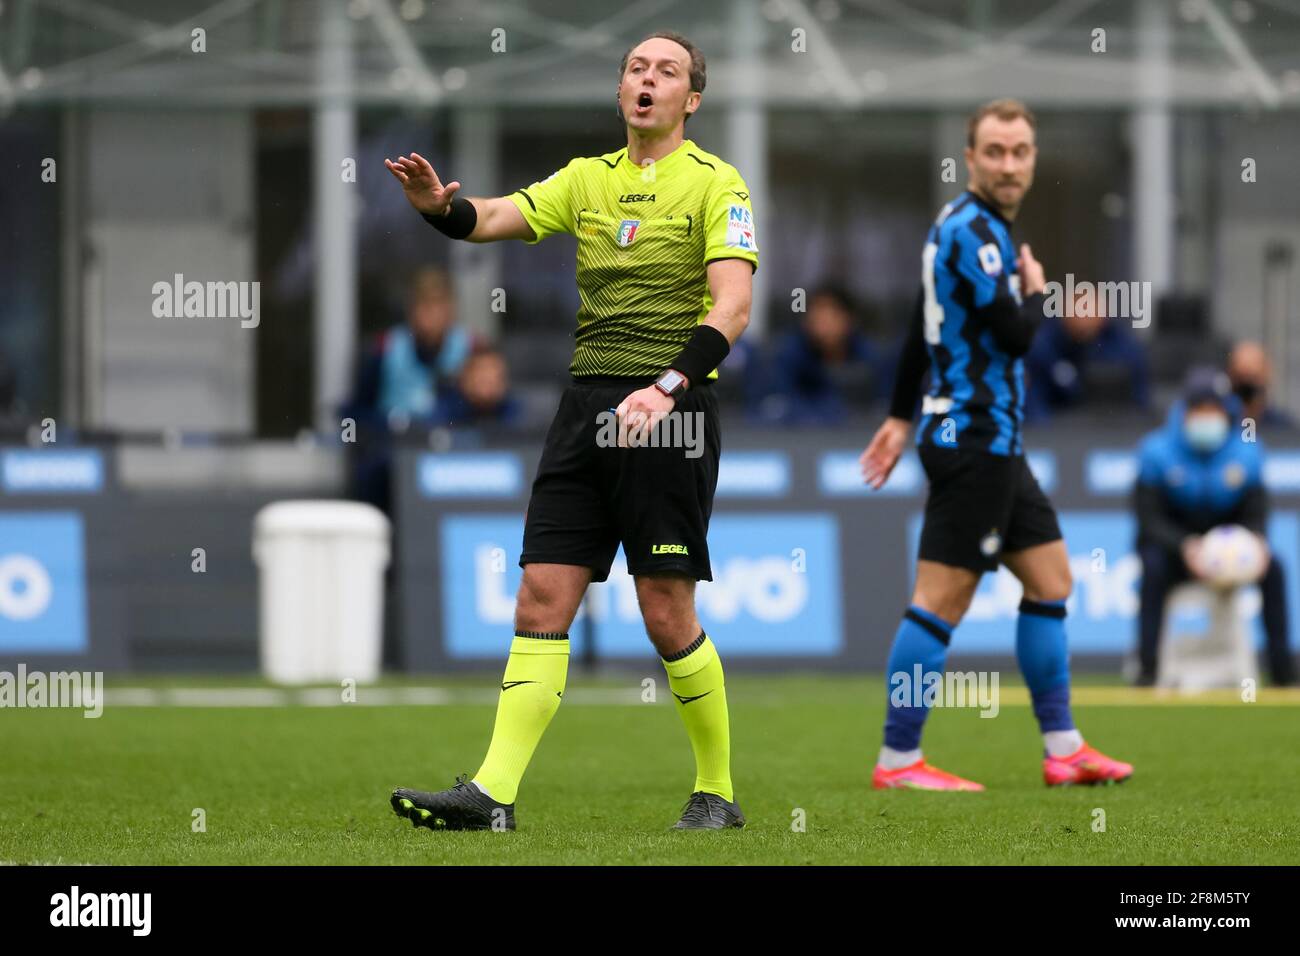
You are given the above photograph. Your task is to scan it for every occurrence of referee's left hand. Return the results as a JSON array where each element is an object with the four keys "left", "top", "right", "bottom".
[{"left": 616, "top": 385, "right": 677, "bottom": 448}]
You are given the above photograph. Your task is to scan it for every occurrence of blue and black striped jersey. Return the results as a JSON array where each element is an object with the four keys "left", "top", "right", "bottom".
[{"left": 912, "top": 190, "right": 1039, "bottom": 456}]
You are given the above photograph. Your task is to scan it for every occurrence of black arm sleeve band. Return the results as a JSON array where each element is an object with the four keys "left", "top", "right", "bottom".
[
  {"left": 1135, "top": 482, "right": 1190, "bottom": 553},
  {"left": 888, "top": 289, "right": 930, "bottom": 421},
  {"left": 420, "top": 197, "right": 477, "bottom": 240},
  {"left": 977, "top": 291, "right": 1045, "bottom": 358},
  {"left": 669, "top": 324, "right": 731, "bottom": 387}
]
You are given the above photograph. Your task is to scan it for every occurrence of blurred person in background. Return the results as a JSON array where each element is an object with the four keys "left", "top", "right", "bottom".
[
  {"left": 1024, "top": 284, "right": 1149, "bottom": 421},
  {"left": 1228, "top": 340, "right": 1296, "bottom": 431},
  {"left": 437, "top": 344, "right": 523, "bottom": 428},
  {"left": 1132, "top": 367, "right": 1295, "bottom": 687},
  {"left": 349, "top": 267, "right": 474, "bottom": 428},
  {"left": 343, "top": 267, "right": 475, "bottom": 512},
  {"left": 756, "top": 285, "right": 883, "bottom": 425}
]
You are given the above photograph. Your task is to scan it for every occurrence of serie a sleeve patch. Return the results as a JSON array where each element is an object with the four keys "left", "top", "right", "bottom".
[{"left": 977, "top": 242, "right": 1003, "bottom": 275}]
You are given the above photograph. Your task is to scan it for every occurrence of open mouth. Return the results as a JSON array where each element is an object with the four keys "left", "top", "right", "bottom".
[{"left": 634, "top": 92, "right": 654, "bottom": 114}]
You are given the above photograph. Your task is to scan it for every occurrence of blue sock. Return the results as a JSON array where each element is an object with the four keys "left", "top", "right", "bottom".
[
  {"left": 882, "top": 606, "right": 953, "bottom": 751},
  {"left": 1016, "top": 598, "right": 1075, "bottom": 733}
]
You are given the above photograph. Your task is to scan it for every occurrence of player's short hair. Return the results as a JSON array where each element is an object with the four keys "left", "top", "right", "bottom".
[
  {"left": 619, "top": 32, "right": 706, "bottom": 119},
  {"left": 966, "top": 98, "right": 1036, "bottom": 148}
]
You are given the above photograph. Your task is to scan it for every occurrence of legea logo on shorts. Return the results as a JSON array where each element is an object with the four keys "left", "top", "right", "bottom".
[{"left": 651, "top": 543, "right": 689, "bottom": 555}]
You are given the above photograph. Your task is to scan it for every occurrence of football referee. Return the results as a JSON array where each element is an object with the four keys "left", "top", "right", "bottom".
[{"left": 385, "top": 32, "right": 757, "bottom": 830}]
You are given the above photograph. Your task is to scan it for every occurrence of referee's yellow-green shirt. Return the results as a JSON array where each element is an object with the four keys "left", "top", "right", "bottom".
[{"left": 507, "top": 138, "right": 759, "bottom": 378}]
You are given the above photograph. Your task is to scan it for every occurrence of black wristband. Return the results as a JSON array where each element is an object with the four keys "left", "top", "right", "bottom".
[
  {"left": 420, "top": 196, "right": 477, "bottom": 240},
  {"left": 668, "top": 324, "right": 731, "bottom": 387}
]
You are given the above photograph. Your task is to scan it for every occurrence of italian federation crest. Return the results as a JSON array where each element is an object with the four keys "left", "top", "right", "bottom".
[{"left": 617, "top": 219, "right": 640, "bottom": 247}]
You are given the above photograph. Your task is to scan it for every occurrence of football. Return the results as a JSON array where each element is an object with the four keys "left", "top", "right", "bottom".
[{"left": 1199, "top": 524, "right": 1267, "bottom": 587}]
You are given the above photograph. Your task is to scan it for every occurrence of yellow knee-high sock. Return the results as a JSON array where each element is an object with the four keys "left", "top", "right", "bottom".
[
  {"left": 473, "top": 633, "right": 569, "bottom": 804},
  {"left": 662, "top": 633, "right": 733, "bottom": 802}
]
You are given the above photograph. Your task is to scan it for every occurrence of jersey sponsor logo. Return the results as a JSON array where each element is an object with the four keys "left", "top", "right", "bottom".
[
  {"left": 725, "top": 205, "right": 755, "bottom": 251},
  {"left": 978, "top": 242, "right": 1002, "bottom": 275},
  {"left": 619, "top": 193, "right": 655, "bottom": 203},
  {"left": 616, "top": 219, "right": 640, "bottom": 246},
  {"left": 651, "top": 543, "right": 689, "bottom": 555}
]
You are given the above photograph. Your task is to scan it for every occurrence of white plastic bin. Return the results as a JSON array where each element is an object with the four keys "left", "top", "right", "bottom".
[
  {"left": 253, "top": 500, "right": 391, "bottom": 685},
  {"left": 1157, "top": 582, "right": 1258, "bottom": 692}
]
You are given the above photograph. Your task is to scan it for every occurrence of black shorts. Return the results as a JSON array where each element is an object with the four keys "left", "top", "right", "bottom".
[
  {"left": 918, "top": 445, "right": 1062, "bottom": 574},
  {"left": 520, "top": 377, "right": 721, "bottom": 582}
]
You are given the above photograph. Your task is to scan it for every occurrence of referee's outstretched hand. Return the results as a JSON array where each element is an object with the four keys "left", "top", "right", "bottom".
[
  {"left": 384, "top": 152, "right": 461, "bottom": 217},
  {"left": 861, "top": 416, "right": 911, "bottom": 490}
]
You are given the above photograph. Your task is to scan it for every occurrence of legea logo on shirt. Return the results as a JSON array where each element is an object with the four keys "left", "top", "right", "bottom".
[{"left": 616, "top": 219, "right": 639, "bottom": 246}]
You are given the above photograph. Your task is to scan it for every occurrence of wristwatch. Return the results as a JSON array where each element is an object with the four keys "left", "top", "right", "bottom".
[{"left": 654, "top": 368, "right": 688, "bottom": 398}]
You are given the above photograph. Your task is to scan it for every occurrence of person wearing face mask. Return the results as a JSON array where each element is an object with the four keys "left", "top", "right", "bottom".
[
  {"left": 1132, "top": 368, "right": 1295, "bottom": 687},
  {"left": 1227, "top": 340, "right": 1297, "bottom": 432}
]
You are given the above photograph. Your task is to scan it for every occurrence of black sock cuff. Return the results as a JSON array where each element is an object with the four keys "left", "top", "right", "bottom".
[
  {"left": 516, "top": 630, "right": 569, "bottom": 640},
  {"left": 662, "top": 631, "right": 707, "bottom": 662},
  {"left": 904, "top": 608, "right": 952, "bottom": 647},
  {"left": 1018, "top": 599, "right": 1067, "bottom": 620}
]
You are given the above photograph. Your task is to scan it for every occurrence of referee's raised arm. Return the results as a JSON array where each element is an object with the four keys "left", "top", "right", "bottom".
[{"left": 384, "top": 151, "right": 535, "bottom": 242}]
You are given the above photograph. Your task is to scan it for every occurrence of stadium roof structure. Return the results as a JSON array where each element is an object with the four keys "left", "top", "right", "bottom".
[{"left": 2, "top": 0, "right": 1299, "bottom": 111}]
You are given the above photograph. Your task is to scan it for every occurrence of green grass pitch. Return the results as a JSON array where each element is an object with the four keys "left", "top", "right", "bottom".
[{"left": 2, "top": 676, "right": 1296, "bottom": 865}]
